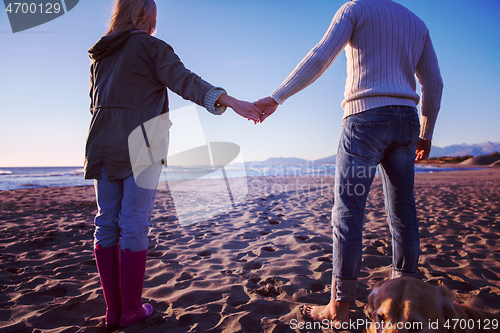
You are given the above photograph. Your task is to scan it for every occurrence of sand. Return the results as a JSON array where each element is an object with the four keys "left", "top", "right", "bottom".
[
  {"left": 1, "top": 168, "right": 499, "bottom": 332},
  {"left": 460, "top": 155, "right": 500, "bottom": 167}
]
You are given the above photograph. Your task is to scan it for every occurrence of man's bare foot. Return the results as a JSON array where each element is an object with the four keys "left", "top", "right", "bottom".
[{"left": 300, "top": 299, "right": 349, "bottom": 324}]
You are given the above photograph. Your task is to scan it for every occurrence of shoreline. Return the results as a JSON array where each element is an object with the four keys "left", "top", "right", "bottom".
[
  {"left": 1, "top": 168, "right": 499, "bottom": 332},
  {"left": 0, "top": 163, "right": 493, "bottom": 192}
]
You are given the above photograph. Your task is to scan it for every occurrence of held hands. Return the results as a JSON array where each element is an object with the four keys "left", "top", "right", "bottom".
[
  {"left": 415, "top": 138, "right": 432, "bottom": 162},
  {"left": 216, "top": 93, "right": 262, "bottom": 122},
  {"left": 216, "top": 94, "right": 279, "bottom": 123},
  {"left": 254, "top": 96, "right": 279, "bottom": 123}
]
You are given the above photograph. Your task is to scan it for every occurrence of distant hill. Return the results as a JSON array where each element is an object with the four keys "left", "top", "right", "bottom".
[
  {"left": 257, "top": 155, "right": 337, "bottom": 165},
  {"left": 260, "top": 157, "right": 308, "bottom": 165},
  {"left": 430, "top": 142, "right": 500, "bottom": 157},
  {"left": 251, "top": 142, "right": 500, "bottom": 165},
  {"left": 314, "top": 155, "right": 337, "bottom": 164},
  {"left": 459, "top": 152, "right": 500, "bottom": 166}
]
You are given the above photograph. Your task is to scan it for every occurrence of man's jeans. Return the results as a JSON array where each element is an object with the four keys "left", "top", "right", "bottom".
[
  {"left": 332, "top": 106, "right": 420, "bottom": 302},
  {"left": 93, "top": 164, "right": 159, "bottom": 252}
]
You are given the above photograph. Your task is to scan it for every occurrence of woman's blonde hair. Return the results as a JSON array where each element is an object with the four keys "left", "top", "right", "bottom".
[{"left": 106, "top": 0, "right": 157, "bottom": 35}]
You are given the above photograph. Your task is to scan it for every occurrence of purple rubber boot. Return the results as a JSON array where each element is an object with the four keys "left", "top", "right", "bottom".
[
  {"left": 94, "top": 244, "right": 122, "bottom": 329},
  {"left": 119, "top": 249, "right": 153, "bottom": 327}
]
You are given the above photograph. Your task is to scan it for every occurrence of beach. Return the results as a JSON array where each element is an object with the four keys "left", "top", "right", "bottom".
[{"left": 0, "top": 168, "right": 499, "bottom": 332}]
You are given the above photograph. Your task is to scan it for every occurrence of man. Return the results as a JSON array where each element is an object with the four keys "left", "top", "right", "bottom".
[{"left": 255, "top": 0, "right": 443, "bottom": 324}]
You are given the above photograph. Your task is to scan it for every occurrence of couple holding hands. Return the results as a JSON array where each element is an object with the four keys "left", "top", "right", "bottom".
[{"left": 85, "top": 0, "right": 443, "bottom": 329}]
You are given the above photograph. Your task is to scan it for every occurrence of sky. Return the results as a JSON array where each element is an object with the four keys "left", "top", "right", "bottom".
[{"left": 1, "top": 0, "right": 499, "bottom": 167}]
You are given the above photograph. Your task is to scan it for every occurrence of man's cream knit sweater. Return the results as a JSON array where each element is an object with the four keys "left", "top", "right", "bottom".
[{"left": 271, "top": 0, "right": 443, "bottom": 139}]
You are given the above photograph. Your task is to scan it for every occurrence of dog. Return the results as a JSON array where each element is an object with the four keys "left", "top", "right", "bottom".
[{"left": 366, "top": 277, "right": 500, "bottom": 333}]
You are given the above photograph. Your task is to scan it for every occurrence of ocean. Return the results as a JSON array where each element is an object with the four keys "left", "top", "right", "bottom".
[{"left": 0, "top": 163, "right": 478, "bottom": 192}]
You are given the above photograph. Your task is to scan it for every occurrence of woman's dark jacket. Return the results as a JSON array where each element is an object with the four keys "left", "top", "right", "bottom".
[{"left": 85, "top": 29, "right": 224, "bottom": 180}]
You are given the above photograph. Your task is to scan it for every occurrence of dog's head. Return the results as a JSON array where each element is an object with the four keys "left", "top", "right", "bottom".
[{"left": 366, "top": 277, "right": 461, "bottom": 333}]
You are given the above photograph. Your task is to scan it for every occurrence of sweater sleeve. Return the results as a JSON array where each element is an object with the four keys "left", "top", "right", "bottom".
[
  {"left": 156, "top": 43, "right": 227, "bottom": 115},
  {"left": 204, "top": 87, "right": 228, "bottom": 115},
  {"left": 415, "top": 34, "right": 443, "bottom": 139},
  {"left": 270, "top": 2, "right": 357, "bottom": 105}
]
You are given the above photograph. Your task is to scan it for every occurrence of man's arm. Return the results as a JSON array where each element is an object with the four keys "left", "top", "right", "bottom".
[
  {"left": 415, "top": 34, "right": 444, "bottom": 140},
  {"left": 415, "top": 138, "right": 432, "bottom": 162},
  {"left": 254, "top": 97, "right": 279, "bottom": 122},
  {"left": 270, "top": 2, "right": 357, "bottom": 106}
]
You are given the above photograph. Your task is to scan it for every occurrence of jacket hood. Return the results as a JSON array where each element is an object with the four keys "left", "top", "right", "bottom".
[{"left": 89, "top": 29, "right": 147, "bottom": 61}]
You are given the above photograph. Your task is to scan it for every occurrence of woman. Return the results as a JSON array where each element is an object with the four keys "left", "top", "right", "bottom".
[{"left": 84, "top": 0, "right": 261, "bottom": 328}]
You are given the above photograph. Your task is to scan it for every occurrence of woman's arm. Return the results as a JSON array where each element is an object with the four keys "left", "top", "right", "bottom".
[{"left": 155, "top": 42, "right": 261, "bottom": 121}]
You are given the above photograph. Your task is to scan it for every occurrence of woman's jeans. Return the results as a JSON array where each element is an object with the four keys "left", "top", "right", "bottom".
[
  {"left": 94, "top": 164, "right": 158, "bottom": 252},
  {"left": 332, "top": 106, "right": 421, "bottom": 302}
]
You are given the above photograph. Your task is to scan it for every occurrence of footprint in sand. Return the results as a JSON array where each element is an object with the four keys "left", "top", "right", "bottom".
[
  {"left": 227, "top": 285, "right": 250, "bottom": 307},
  {"left": 252, "top": 277, "right": 287, "bottom": 298},
  {"left": 294, "top": 235, "right": 309, "bottom": 242},
  {"left": 148, "top": 251, "right": 163, "bottom": 258},
  {"left": 261, "top": 246, "right": 276, "bottom": 253},
  {"left": 253, "top": 246, "right": 279, "bottom": 258},
  {"left": 252, "top": 285, "right": 280, "bottom": 297},
  {"left": 243, "top": 261, "right": 262, "bottom": 271},
  {"left": 177, "top": 272, "right": 195, "bottom": 282},
  {"left": 197, "top": 250, "right": 211, "bottom": 257}
]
